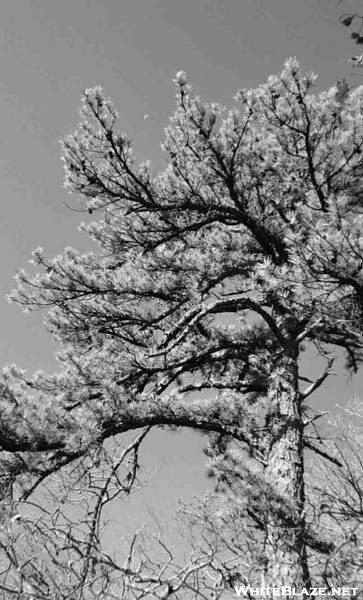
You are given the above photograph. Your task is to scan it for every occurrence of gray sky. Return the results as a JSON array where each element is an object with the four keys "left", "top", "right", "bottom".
[{"left": 0, "top": 0, "right": 362, "bottom": 527}]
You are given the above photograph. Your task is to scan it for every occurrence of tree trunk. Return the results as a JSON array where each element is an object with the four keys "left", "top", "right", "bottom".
[{"left": 264, "top": 350, "right": 310, "bottom": 589}]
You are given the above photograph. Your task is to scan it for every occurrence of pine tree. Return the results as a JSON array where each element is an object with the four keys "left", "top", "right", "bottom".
[{"left": 0, "top": 58, "right": 362, "bottom": 594}]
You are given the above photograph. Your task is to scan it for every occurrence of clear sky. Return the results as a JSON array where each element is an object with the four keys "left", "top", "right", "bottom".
[{"left": 0, "top": 0, "right": 362, "bottom": 529}]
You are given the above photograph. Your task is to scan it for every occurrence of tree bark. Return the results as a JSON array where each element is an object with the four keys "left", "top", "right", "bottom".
[{"left": 264, "top": 349, "right": 310, "bottom": 589}]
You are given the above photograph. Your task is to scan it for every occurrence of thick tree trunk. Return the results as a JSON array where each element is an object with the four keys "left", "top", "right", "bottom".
[{"left": 264, "top": 350, "right": 310, "bottom": 589}]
